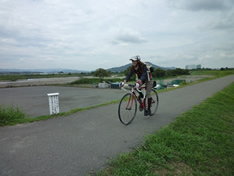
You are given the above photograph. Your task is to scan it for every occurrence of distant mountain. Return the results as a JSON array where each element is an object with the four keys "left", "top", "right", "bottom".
[
  {"left": 0, "top": 68, "right": 89, "bottom": 73},
  {"left": 0, "top": 63, "right": 176, "bottom": 74},
  {"left": 107, "top": 62, "right": 176, "bottom": 72}
]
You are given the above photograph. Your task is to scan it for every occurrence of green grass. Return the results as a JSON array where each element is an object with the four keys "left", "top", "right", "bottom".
[
  {"left": 96, "top": 82, "right": 234, "bottom": 176},
  {"left": 0, "top": 105, "right": 28, "bottom": 125},
  {"left": 190, "top": 69, "right": 234, "bottom": 77},
  {"left": 0, "top": 73, "right": 88, "bottom": 81}
]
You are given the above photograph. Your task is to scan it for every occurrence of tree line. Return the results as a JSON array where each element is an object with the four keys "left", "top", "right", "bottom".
[{"left": 93, "top": 67, "right": 190, "bottom": 81}]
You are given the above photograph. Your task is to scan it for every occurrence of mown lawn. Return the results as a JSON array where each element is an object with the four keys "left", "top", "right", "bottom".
[{"left": 96, "top": 82, "right": 234, "bottom": 176}]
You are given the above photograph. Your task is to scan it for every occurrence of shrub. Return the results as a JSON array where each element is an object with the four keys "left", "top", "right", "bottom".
[{"left": 0, "top": 105, "right": 27, "bottom": 126}]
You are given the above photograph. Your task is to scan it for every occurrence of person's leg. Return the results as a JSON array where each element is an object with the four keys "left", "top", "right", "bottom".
[
  {"left": 145, "top": 80, "right": 153, "bottom": 116},
  {"left": 146, "top": 79, "right": 153, "bottom": 98}
]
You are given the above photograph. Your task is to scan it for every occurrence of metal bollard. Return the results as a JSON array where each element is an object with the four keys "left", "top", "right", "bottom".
[{"left": 47, "top": 93, "right": 60, "bottom": 115}]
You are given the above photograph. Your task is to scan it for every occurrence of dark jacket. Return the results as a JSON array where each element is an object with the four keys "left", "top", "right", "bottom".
[{"left": 125, "top": 64, "right": 148, "bottom": 83}]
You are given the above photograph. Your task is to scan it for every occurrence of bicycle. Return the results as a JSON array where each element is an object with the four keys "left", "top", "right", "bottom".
[{"left": 118, "top": 83, "right": 159, "bottom": 125}]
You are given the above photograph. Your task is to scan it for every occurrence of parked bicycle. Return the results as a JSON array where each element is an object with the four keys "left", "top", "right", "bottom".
[{"left": 118, "top": 83, "right": 159, "bottom": 125}]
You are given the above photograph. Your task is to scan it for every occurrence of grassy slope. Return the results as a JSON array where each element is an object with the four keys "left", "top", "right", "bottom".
[{"left": 96, "top": 82, "right": 234, "bottom": 176}]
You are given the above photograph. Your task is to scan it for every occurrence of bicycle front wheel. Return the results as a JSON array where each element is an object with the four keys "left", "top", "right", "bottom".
[{"left": 118, "top": 93, "right": 137, "bottom": 125}]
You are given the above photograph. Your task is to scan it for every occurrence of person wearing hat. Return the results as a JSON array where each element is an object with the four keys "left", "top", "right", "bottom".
[{"left": 121, "top": 55, "right": 153, "bottom": 116}]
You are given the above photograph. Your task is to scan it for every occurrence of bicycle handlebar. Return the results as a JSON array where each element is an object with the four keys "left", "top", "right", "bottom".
[{"left": 121, "top": 83, "right": 145, "bottom": 92}]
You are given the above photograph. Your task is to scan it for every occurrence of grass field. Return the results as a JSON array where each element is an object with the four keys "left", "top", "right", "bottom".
[
  {"left": 190, "top": 69, "right": 234, "bottom": 77},
  {"left": 0, "top": 73, "right": 88, "bottom": 81},
  {"left": 95, "top": 82, "right": 234, "bottom": 176}
]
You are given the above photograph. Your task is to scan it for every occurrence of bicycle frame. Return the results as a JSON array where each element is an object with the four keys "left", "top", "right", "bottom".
[
  {"left": 118, "top": 84, "right": 158, "bottom": 125},
  {"left": 123, "top": 84, "right": 146, "bottom": 110},
  {"left": 119, "top": 83, "right": 159, "bottom": 125}
]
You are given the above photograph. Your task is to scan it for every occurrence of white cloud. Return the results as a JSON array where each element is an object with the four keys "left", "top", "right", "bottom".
[
  {"left": 0, "top": 0, "right": 233, "bottom": 70},
  {"left": 112, "top": 29, "right": 147, "bottom": 45}
]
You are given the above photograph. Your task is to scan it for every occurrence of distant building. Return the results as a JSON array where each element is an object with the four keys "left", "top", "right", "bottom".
[{"left": 185, "top": 64, "right": 201, "bottom": 70}]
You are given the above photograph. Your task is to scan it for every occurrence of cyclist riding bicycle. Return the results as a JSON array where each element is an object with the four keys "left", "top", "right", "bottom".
[{"left": 121, "top": 55, "right": 153, "bottom": 116}]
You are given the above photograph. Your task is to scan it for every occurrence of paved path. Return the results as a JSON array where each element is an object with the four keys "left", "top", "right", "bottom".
[{"left": 0, "top": 75, "right": 233, "bottom": 176}]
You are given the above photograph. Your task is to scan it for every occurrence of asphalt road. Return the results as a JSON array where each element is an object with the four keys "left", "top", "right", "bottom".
[
  {"left": 0, "top": 86, "right": 126, "bottom": 117},
  {"left": 0, "top": 75, "right": 233, "bottom": 176}
]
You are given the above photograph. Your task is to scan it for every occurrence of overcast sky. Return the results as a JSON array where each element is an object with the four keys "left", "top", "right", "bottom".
[{"left": 0, "top": 0, "right": 234, "bottom": 71}]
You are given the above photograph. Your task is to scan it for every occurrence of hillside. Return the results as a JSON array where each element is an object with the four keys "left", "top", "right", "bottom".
[
  {"left": 0, "top": 63, "right": 176, "bottom": 74},
  {"left": 107, "top": 62, "right": 176, "bottom": 72}
]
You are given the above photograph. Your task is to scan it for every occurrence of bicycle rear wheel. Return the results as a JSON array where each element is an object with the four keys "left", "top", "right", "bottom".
[
  {"left": 118, "top": 93, "right": 137, "bottom": 125},
  {"left": 145, "top": 89, "right": 159, "bottom": 116}
]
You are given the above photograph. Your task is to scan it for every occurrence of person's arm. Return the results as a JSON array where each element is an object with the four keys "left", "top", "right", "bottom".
[{"left": 125, "top": 67, "right": 133, "bottom": 82}]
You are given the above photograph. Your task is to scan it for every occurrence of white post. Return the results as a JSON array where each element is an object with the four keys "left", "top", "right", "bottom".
[{"left": 47, "top": 93, "right": 60, "bottom": 115}]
